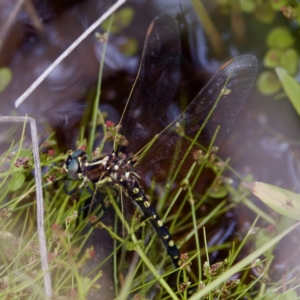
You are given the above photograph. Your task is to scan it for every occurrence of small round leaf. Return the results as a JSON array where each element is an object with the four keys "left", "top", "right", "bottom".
[
  {"left": 0, "top": 67, "right": 12, "bottom": 92},
  {"left": 264, "top": 49, "right": 281, "bottom": 68},
  {"left": 280, "top": 48, "right": 298, "bottom": 75},
  {"left": 10, "top": 173, "right": 26, "bottom": 191},
  {"left": 209, "top": 186, "right": 228, "bottom": 199},
  {"left": 257, "top": 70, "right": 281, "bottom": 95},
  {"left": 267, "top": 27, "right": 294, "bottom": 50},
  {"left": 254, "top": 4, "right": 276, "bottom": 23},
  {"left": 270, "top": 0, "right": 288, "bottom": 11},
  {"left": 240, "top": 0, "right": 256, "bottom": 12}
]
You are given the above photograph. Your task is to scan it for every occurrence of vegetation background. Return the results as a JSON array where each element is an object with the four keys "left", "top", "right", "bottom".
[{"left": 0, "top": 0, "right": 300, "bottom": 299}]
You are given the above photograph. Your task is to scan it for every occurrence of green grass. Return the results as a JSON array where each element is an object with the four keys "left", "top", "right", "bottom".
[{"left": 0, "top": 118, "right": 299, "bottom": 299}]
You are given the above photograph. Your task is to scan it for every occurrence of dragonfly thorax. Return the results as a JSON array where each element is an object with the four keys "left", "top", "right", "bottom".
[{"left": 65, "top": 150, "right": 138, "bottom": 186}]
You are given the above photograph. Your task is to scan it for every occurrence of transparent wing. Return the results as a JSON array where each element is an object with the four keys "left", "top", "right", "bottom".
[
  {"left": 135, "top": 55, "right": 258, "bottom": 182},
  {"left": 115, "top": 14, "right": 181, "bottom": 156}
]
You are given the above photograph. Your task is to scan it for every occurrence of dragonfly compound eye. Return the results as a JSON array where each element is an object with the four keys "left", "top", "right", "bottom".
[
  {"left": 64, "top": 155, "right": 72, "bottom": 170},
  {"left": 68, "top": 158, "right": 81, "bottom": 179},
  {"left": 72, "top": 149, "right": 85, "bottom": 159}
]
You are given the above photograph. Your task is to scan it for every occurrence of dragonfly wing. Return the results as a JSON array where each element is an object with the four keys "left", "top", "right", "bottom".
[
  {"left": 115, "top": 14, "right": 181, "bottom": 156},
  {"left": 135, "top": 55, "right": 258, "bottom": 182}
]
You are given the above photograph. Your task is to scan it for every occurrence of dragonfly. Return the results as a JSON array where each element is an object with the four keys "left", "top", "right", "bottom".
[{"left": 64, "top": 14, "right": 258, "bottom": 269}]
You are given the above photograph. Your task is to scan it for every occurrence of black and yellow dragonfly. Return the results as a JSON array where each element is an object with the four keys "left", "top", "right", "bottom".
[{"left": 64, "top": 14, "right": 258, "bottom": 268}]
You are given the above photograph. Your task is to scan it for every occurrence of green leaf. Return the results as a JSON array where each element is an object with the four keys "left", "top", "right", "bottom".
[
  {"left": 240, "top": 0, "right": 256, "bottom": 12},
  {"left": 257, "top": 70, "right": 281, "bottom": 95},
  {"left": 10, "top": 173, "right": 26, "bottom": 191},
  {"left": 244, "top": 181, "right": 300, "bottom": 220},
  {"left": 102, "top": 7, "right": 134, "bottom": 33},
  {"left": 264, "top": 291, "right": 280, "bottom": 300},
  {"left": 125, "top": 240, "right": 143, "bottom": 251},
  {"left": 255, "top": 229, "right": 275, "bottom": 259},
  {"left": 81, "top": 277, "right": 93, "bottom": 293},
  {"left": 276, "top": 67, "right": 300, "bottom": 116},
  {"left": 209, "top": 185, "right": 228, "bottom": 198},
  {"left": 19, "top": 149, "right": 32, "bottom": 157},
  {"left": 269, "top": 0, "right": 288, "bottom": 11},
  {"left": 119, "top": 37, "right": 138, "bottom": 56},
  {"left": 0, "top": 67, "right": 12, "bottom": 92},
  {"left": 279, "top": 48, "right": 298, "bottom": 75},
  {"left": 264, "top": 48, "right": 281, "bottom": 68},
  {"left": 267, "top": 27, "right": 294, "bottom": 50},
  {"left": 276, "top": 290, "right": 298, "bottom": 300},
  {"left": 285, "top": 290, "right": 298, "bottom": 300},
  {"left": 254, "top": 3, "right": 276, "bottom": 23}
]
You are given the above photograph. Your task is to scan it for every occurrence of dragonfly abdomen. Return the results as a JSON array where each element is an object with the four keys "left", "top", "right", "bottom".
[
  {"left": 125, "top": 178, "right": 180, "bottom": 267},
  {"left": 80, "top": 152, "right": 181, "bottom": 266}
]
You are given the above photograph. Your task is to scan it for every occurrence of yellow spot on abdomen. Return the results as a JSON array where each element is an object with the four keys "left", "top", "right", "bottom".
[
  {"left": 157, "top": 220, "right": 163, "bottom": 227},
  {"left": 168, "top": 240, "right": 175, "bottom": 247},
  {"left": 133, "top": 188, "right": 139, "bottom": 194}
]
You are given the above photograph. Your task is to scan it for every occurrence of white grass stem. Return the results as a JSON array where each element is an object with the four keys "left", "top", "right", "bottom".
[
  {"left": 0, "top": 116, "right": 52, "bottom": 298},
  {"left": 15, "top": 0, "right": 126, "bottom": 108}
]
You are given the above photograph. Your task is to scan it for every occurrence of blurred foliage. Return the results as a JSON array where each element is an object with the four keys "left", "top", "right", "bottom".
[
  {"left": 258, "top": 27, "right": 298, "bottom": 95},
  {"left": 102, "top": 7, "right": 134, "bottom": 33},
  {"left": 219, "top": 0, "right": 299, "bottom": 22},
  {"left": 0, "top": 67, "right": 12, "bottom": 93},
  {"left": 276, "top": 67, "right": 300, "bottom": 116},
  {"left": 101, "top": 7, "right": 138, "bottom": 56},
  {"left": 257, "top": 69, "right": 281, "bottom": 95},
  {"left": 218, "top": 0, "right": 300, "bottom": 105}
]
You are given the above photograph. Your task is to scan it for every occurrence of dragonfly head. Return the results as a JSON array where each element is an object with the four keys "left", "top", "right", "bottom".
[{"left": 64, "top": 150, "right": 87, "bottom": 180}]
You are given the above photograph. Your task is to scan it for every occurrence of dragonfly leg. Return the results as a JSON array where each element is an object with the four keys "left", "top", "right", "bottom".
[
  {"left": 79, "top": 185, "right": 108, "bottom": 214},
  {"left": 64, "top": 176, "right": 89, "bottom": 195}
]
